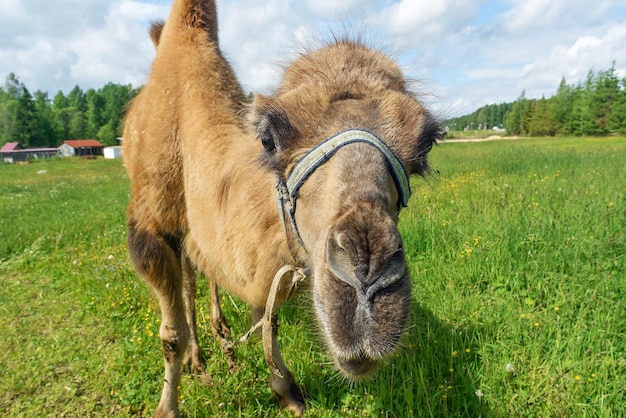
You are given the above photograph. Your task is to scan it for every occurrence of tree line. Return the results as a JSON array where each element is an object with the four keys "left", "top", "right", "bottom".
[
  {"left": 0, "top": 73, "right": 139, "bottom": 148},
  {"left": 446, "top": 63, "right": 626, "bottom": 137}
]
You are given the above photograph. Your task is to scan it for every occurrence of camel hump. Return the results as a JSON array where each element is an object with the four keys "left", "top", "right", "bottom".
[
  {"left": 149, "top": 20, "right": 164, "bottom": 47},
  {"left": 171, "top": 0, "right": 218, "bottom": 42}
]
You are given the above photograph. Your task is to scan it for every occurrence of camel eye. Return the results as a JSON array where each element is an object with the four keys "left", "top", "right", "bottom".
[
  {"left": 261, "top": 131, "right": 276, "bottom": 152},
  {"left": 256, "top": 106, "right": 294, "bottom": 153},
  {"left": 336, "top": 92, "right": 354, "bottom": 101}
]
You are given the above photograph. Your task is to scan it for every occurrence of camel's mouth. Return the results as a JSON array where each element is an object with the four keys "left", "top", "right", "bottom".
[
  {"left": 335, "top": 351, "right": 382, "bottom": 379},
  {"left": 313, "top": 260, "right": 411, "bottom": 380},
  {"left": 314, "top": 279, "right": 409, "bottom": 379}
]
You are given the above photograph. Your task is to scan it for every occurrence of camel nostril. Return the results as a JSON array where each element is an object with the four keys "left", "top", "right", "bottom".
[
  {"left": 364, "top": 249, "right": 406, "bottom": 300},
  {"left": 326, "top": 235, "right": 363, "bottom": 291}
]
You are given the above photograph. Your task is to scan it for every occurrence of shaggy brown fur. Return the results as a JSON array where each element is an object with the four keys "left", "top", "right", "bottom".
[{"left": 123, "top": 0, "right": 441, "bottom": 416}]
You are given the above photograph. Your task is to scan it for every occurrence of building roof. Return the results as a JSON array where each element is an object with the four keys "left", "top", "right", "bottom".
[
  {"left": 1, "top": 142, "right": 21, "bottom": 151},
  {"left": 11, "top": 147, "right": 59, "bottom": 153},
  {"left": 0, "top": 143, "right": 58, "bottom": 155},
  {"left": 61, "top": 139, "right": 104, "bottom": 148}
]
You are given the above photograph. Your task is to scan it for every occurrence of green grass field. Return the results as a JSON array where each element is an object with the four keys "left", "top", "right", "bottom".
[{"left": 1, "top": 136, "right": 624, "bottom": 417}]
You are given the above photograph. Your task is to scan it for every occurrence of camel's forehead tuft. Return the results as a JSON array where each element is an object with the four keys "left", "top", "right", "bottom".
[{"left": 278, "top": 41, "right": 406, "bottom": 95}]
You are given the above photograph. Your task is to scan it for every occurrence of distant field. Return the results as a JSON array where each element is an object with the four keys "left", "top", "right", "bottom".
[
  {"left": 1, "top": 136, "right": 624, "bottom": 417},
  {"left": 444, "top": 129, "right": 506, "bottom": 140}
]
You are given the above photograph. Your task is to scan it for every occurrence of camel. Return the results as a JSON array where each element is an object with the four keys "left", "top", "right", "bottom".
[{"left": 122, "top": 0, "right": 441, "bottom": 416}]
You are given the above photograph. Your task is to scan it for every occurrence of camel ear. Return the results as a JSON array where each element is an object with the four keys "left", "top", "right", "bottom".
[
  {"left": 252, "top": 95, "right": 297, "bottom": 153},
  {"left": 149, "top": 21, "right": 164, "bottom": 48}
]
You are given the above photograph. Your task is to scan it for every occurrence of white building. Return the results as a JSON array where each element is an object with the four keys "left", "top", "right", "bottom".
[{"left": 104, "top": 146, "right": 123, "bottom": 159}]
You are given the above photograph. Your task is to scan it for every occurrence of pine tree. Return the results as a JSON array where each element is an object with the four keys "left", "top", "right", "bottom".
[
  {"left": 0, "top": 74, "right": 38, "bottom": 147},
  {"left": 528, "top": 97, "right": 557, "bottom": 136},
  {"left": 504, "top": 91, "right": 527, "bottom": 135},
  {"left": 32, "top": 91, "right": 58, "bottom": 147},
  {"left": 51, "top": 90, "right": 71, "bottom": 141},
  {"left": 85, "top": 88, "right": 104, "bottom": 138},
  {"left": 608, "top": 77, "right": 626, "bottom": 134},
  {"left": 590, "top": 63, "right": 619, "bottom": 134},
  {"left": 550, "top": 77, "right": 572, "bottom": 134},
  {"left": 67, "top": 85, "right": 87, "bottom": 139}
]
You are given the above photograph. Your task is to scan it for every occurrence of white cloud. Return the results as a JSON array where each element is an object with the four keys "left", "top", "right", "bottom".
[
  {"left": 375, "top": 0, "right": 479, "bottom": 44},
  {"left": 517, "top": 24, "right": 626, "bottom": 94},
  {"left": 380, "top": 0, "right": 447, "bottom": 34},
  {"left": 305, "top": 0, "right": 368, "bottom": 18},
  {"left": 66, "top": 2, "right": 164, "bottom": 88},
  {"left": 0, "top": 0, "right": 168, "bottom": 93},
  {"left": 503, "top": 0, "right": 565, "bottom": 31},
  {"left": 215, "top": 0, "right": 307, "bottom": 93},
  {"left": 501, "top": 0, "right": 615, "bottom": 32},
  {"left": 119, "top": 1, "right": 169, "bottom": 21},
  {"left": 0, "top": 0, "right": 27, "bottom": 21}
]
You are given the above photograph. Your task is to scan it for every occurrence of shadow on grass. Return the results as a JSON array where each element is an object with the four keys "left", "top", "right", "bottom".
[
  {"left": 395, "top": 301, "right": 490, "bottom": 417},
  {"left": 239, "top": 297, "right": 492, "bottom": 417}
]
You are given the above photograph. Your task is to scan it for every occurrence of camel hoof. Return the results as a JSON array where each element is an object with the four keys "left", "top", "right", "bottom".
[
  {"left": 211, "top": 318, "right": 232, "bottom": 340},
  {"left": 185, "top": 356, "right": 205, "bottom": 375},
  {"left": 276, "top": 383, "right": 306, "bottom": 416},
  {"left": 199, "top": 371, "right": 214, "bottom": 385},
  {"left": 154, "top": 404, "right": 179, "bottom": 418}
]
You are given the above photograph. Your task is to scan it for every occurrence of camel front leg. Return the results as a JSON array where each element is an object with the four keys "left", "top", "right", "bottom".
[
  {"left": 181, "top": 252, "right": 204, "bottom": 374},
  {"left": 209, "top": 280, "right": 231, "bottom": 339},
  {"left": 127, "top": 225, "right": 189, "bottom": 418},
  {"left": 209, "top": 280, "right": 236, "bottom": 371},
  {"left": 155, "top": 293, "right": 189, "bottom": 418},
  {"left": 265, "top": 315, "right": 306, "bottom": 416}
]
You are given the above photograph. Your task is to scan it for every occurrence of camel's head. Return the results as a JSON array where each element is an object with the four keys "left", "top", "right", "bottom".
[{"left": 252, "top": 40, "right": 441, "bottom": 379}]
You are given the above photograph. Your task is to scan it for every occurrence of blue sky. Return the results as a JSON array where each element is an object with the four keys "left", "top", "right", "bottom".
[{"left": 1, "top": 0, "right": 625, "bottom": 116}]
